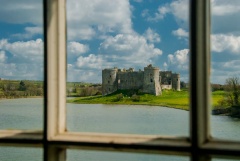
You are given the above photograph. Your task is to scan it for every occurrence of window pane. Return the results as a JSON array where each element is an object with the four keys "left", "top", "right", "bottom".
[
  {"left": 212, "top": 157, "right": 240, "bottom": 161},
  {"left": 0, "top": 1, "right": 43, "bottom": 130},
  {"left": 0, "top": 147, "right": 42, "bottom": 161},
  {"left": 0, "top": 98, "right": 43, "bottom": 129},
  {"left": 211, "top": 0, "right": 240, "bottom": 141},
  {"left": 66, "top": 0, "right": 189, "bottom": 136},
  {"left": 67, "top": 149, "right": 189, "bottom": 161}
]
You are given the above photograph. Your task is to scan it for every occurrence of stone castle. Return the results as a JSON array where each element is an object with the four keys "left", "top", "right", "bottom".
[{"left": 102, "top": 64, "right": 180, "bottom": 96}]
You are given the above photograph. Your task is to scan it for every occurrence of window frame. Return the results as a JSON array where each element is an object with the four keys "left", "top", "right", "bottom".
[{"left": 0, "top": 0, "right": 240, "bottom": 161}]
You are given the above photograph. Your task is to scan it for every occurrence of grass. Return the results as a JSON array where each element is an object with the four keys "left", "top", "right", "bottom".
[
  {"left": 211, "top": 90, "right": 225, "bottom": 108},
  {"left": 68, "top": 89, "right": 225, "bottom": 111}
]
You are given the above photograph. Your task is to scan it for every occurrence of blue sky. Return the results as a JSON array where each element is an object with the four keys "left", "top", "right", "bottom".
[{"left": 0, "top": 0, "right": 240, "bottom": 84}]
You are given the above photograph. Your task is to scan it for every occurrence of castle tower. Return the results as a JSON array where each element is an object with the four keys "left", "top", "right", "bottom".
[
  {"left": 102, "top": 68, "right": 118, "bottom": 95},
  {"left": 172, "top": 73, "right": 180, "bottom": 91},
  {"left": 143, "top": 64, "right": 162, "bottom": 95}
]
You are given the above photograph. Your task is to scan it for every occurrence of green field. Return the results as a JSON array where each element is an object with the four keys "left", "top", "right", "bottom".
[{"left": 68, "top": 89, "right": 224, "bottom": 111}]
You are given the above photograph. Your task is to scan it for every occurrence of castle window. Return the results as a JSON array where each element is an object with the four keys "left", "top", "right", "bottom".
[
  {"left": 150, "top": 79, "right": 153, "bottom": 82},
  {"left": 108, "top": 81, "right": 110, "bottom": 84},
  {"left": 110, "top": 75, "right": 111, "bottom": 78}
]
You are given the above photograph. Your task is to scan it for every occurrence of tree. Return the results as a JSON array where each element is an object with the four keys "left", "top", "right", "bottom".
[
  {"left": 224, "top": 77, "right": 240, "bottom": 106},
  {"left": 19, "top": 80, "right": 26, "bottom": 91},
  {"left": 180, "top": 81, "right": 187, "bottom": 89}
]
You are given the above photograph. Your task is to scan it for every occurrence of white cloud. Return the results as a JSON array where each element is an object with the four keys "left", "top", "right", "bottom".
[
  {"left": 144, "top": 0, "right": 188, "bottom": 25},
  {"left": 72, "top": 54, "right": 112, "bottom": 82},
  {"left": 167, "top": 49, "right": 189, "bottom": 82},
  {"left": 0, "top": 39, "right": 44, "bottom": 80},
  {"left": 143, "top": 28, "right": 161, "bottom": 43},
  {"left": 68, "top": 27, "right": 96, "bottom": 41},
  {"left": 69, "top": 31, "right": 163, "bottom": 82},
  {"left": 0, "top": 50, "right": 7, "bottom": 63},
  {"left": 99, "top": 33, "right": 162, "bottom": 65},
  {"left": 0, "top": 39, "right": 43, "bottom": 62},
  {"left": 68, "top": 42, "right": 89, "bottom": 55},
  {"left": 11, "top": 26, "right": 43, "bottom": 39},
  {"left": 76, "top": 54, "right": 106, "bottom": 69},
  {"left": 211, "top": 59, "right": 240, "bottom": 83},
  {"left": 0, "top": 0, "right": 133, "bottom": 42},
  {"left": 212, "top": 0, "right": 240, "bottom": 16},
  {"left": 168, "top": 49, "right": 189, "bottom": 71},
  {"left": 0, "top": 62, "right": 43, "bottom": 80},
  {"left": 67, "top": 67, "right": 102, "bottom": 83},
  {"left": 211, "top": 34, "right": 240, "bottom": 54},
  {"left": 0, "top": 0, "right": 42, "bottom": 25},
  {"left": 142, "top": 5, "right": 170, "bottom": 22},
  {"left": 67, "top": 0, "right": 133, "bottom": 40},
  {"left": 152, "top": 0, "right": 240, "bottom": 35},
  {"left": 163, "top": 62, "right": 168, "bottom": 71},
  {"left": 172, "top": 28, "right": 188, "bottom": 38},
  {"left": 169, "top": 0, "right": 188, "bottom": 24}
]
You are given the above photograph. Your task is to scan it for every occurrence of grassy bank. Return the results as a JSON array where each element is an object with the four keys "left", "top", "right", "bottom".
[{"left": 68, "top": 90, "right": 224, "bottom": 111}]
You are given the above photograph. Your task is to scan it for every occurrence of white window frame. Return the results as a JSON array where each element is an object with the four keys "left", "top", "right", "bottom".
[{"left": 1, "top": 0, "right": 240, "bottom": 161}]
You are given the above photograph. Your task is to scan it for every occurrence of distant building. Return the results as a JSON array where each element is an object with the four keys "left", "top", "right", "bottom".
[{"left": 102, "top": 64, "right": 180, "bottom": 96}]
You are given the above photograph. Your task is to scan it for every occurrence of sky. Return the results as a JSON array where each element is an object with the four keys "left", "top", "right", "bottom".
[{"left": 0, "top": 0, "right": 240, "bottom": 84}]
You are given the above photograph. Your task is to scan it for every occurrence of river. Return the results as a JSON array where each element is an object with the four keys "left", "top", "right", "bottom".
[{"left": 0, "top": 98, "right": 239, "bottom": 161}]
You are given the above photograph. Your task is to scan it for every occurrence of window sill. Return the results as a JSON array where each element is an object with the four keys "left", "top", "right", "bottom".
[{"left": 52, "top": 132, "right": 191, "bottom": 155}]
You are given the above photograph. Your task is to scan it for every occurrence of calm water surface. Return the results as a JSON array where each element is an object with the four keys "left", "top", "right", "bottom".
[{"left": 0, "top": 98, "right": 239, "bottom": 161}]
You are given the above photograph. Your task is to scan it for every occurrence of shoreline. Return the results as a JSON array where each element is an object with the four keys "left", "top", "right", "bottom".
[
  {"left": 0, "top": 96, "right": 43, "bottom": 100},
  {"left": 3, "top": 96, "right": 236, "bottom": 117},
  {"left": 68, "top": 101, "right": 189, "bottom": 111}
]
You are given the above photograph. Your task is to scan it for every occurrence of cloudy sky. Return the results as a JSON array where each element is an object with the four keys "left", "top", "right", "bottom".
[{"left": 0, "top": 0, "right": 240, "bottom": 84}]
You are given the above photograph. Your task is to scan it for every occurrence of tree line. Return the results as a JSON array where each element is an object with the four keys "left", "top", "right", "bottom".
[
  {"left": 217, "top": 77, "right": 240, "bottom": 108},
  {"left": 0, "top": 80, "right": 43, "bottom": 98},
  {"left": 67, "top": 84, "right": 102, "bottom": 97}
]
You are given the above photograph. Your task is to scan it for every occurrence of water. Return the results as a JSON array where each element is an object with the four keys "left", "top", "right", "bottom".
[
  {"left": 67, "top": 104, "right": 189, "bottom": 135},
  {"left": 0, "top": 98, "right": 240, "bottom": 160}
]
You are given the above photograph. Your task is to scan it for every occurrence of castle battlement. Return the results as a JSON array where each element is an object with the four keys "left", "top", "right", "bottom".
[{"left": 102, "top": 65, "right": 180, "bottom": 96}]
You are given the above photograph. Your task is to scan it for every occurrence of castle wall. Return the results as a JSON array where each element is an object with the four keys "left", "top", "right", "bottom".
[
  {"left": 160, "top": 71, "right": 180, "bottom": 91},
  {"left": 172, "top": 73, "right": 180, "bottom": 91},
  {"left": 161, "top": 84, "right": 172, "bottom": 90},
  {"left": 102, "top": 68, "right": 118, "bottom": 95},
  {"left": 160, "top": 71, "right": 172, "bottom": 85},
  {"left": 102, "top": 65, "right": 180, "bottom": 96},
  {"left": 117, "top": 71, "right": 144, "bottom": 90},
  {"left": 143, "top": 65, "right": 161, "bottom": 95}
]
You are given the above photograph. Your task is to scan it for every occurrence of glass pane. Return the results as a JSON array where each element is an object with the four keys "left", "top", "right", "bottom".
[
  {"left": 212, "top": 157, "right": 240, "bottom": 161},
  {"left": 211, "top": 0, "right": 240, "bottom": 140},
  {"left": 66, "top": 0, "right": 189, "bottom": 136},
  {"left": 67, "top": 149, "right": 189, "bottom": 161},
  {"left": 0, "top": 1, "right": 43, "bottom": 130},
  {"left": 0, "top": 147, "right": 42, "bottom": 161}
]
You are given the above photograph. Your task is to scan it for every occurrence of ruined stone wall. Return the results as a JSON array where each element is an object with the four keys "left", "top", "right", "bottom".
[
  {"left": 172, "top": 73, "right": 180, "bottom": 91},
  {"left": 161, "top": 84, "right": 172, "bottom": 90},
  {"left": 117, "top": 71, "right": 144, "bottom": 90},
  {"left": 102, "top": 65, "right": 180, "bottom": 96},
  {"left": 143, "top": 65, "right": 161, "bottom": 95},
  {"left": 102, "top": 68, "right": 118, "bottom": 95},
  {"left": 160, "top": 71, "right": 172, "bottom": 85}
]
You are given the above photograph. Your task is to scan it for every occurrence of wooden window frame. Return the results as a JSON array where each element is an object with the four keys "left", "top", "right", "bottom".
[{"left": 1, "top": 0, "right": 240, "bottom": 161}]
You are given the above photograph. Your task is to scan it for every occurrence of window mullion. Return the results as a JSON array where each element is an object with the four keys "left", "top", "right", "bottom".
[
  {"left": 45, "top": 0, "right": 67, "bottom": 140},
  {"left": 190, "top": 0, "right": 211, "bottom": 156},
  {"left": 45, "top": 145, "right": 66, "bottom": 161}
]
